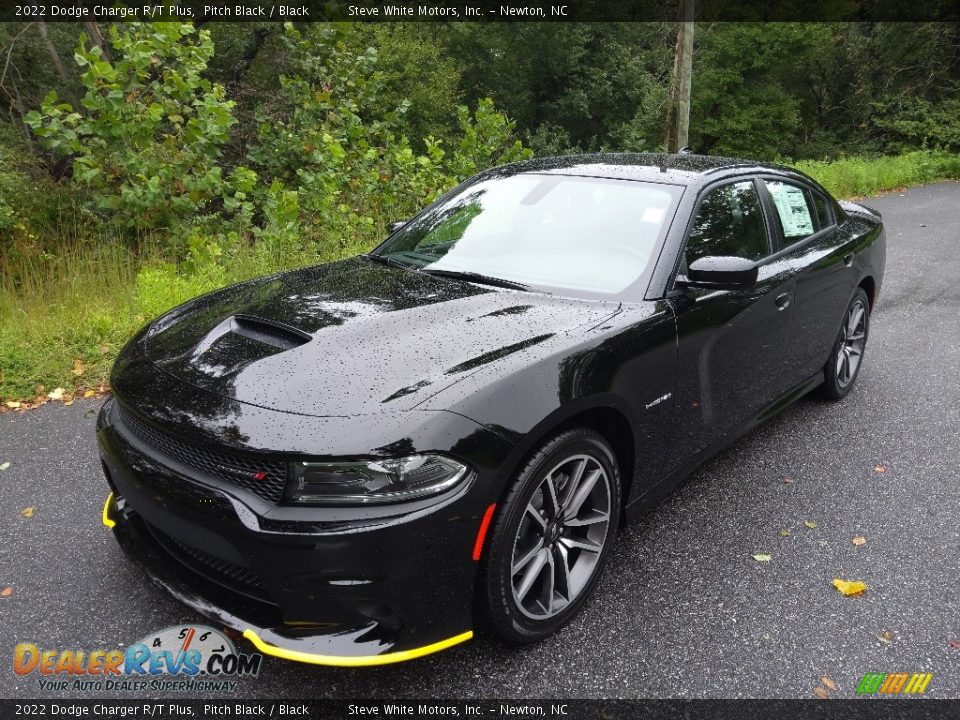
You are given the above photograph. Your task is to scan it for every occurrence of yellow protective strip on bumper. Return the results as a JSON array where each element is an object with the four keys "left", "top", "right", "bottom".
[
  {"left": 102, "top": 492, "right": 116, "bottom": 529},
  {"left": 242, "top": 628, "right": 473, "bottom": 667}
]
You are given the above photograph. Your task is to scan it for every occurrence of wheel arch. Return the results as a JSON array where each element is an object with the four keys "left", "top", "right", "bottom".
[
  {"left": 859, "top": 275, "right": 876, "bottom": 310},
  {"left": 492, "top": 402, "right": 637, "bottom": 522}
]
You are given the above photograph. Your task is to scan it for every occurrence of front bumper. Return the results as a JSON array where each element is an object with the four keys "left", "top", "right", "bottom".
[{"left": 97, "top": 399, "right": 503, "bottom": 666}]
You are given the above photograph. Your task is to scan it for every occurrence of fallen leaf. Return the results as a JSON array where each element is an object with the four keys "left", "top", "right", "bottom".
[
  {"left": 72, "top": 358, "right": 86, "bottom": 376},
  {"left": 20, "top": 507, "right": 34, "bottom": 518},
  {"left": 1, "top": 586, "right": 11, "bottom": 598},
  {"left": 779, "top": 529, "right": 791, "bottom": 537},
  {"left": 64, "top": 400, "right": 74, "bottom": 407},
  {"left": 98, "top": 345, "right": 110, "bottom": 355},
  {"left": 47, "top": 387, "right": 65, "bottom": 401},
  {"left": 833, "top": 578, "right": 867, "bottom": 596},
  {"left": 948, "top": 640, "right": 960, "bottom": 650},
  {"left": 821, "top": 677, "right": 837, "bottom": 691},
  {"left": 5, "top": 401, "right": 21, "bottom": 409},
  {"left": 83, "top": 390, "right": 95, "bottom": 398},
  {"left": 813, "top": 686, "right": 830, "bottom": 699},
  {"left": 874, "top": 464, "right": 887, "bottom": 473},
  {"left": 804, "top": 520, "right": 817, "bottom": 529},
  {"left": 0, "top": 462, "right": 10, "bottom": 471},
  {"left": 878, "top": 630, "right": 893, "bottom": 645},
  {"left": 852, "top": 536, "right": 866, "bottom": 546},
  {"left": 753, "top": 553, "right": 772, "bottom": 562},
  {"left": 782, "top": 476, "right": 795, "bottom": 484}
]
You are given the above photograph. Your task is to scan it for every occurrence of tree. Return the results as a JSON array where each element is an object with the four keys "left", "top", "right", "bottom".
[{"left": 24, "top": 22, "right": 254, "bottom": 233}]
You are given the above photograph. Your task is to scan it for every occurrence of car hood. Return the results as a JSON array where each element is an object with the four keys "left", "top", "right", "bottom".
[{"left": 140, "top": 257, "right": 619, "bottom": 417}]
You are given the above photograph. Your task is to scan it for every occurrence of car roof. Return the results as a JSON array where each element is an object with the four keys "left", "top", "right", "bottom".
[{"left": 497, "top": 152, "right": 811, "bottom": 188}]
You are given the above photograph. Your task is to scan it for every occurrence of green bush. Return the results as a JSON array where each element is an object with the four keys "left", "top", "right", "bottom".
[
  {"left": 249, "top": 23, "right": 529, "bottom": 257},
  {"left": 24, "top": 22, "right": 254, "bottom": 234}
]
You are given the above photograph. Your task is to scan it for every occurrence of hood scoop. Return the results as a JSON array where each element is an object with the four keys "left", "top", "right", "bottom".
[
  {"left": 194, "top": 314, "right": 312, "bottom": 354},
  {"left": 158, "top": 315, "right": 312, "bottom": 390}
]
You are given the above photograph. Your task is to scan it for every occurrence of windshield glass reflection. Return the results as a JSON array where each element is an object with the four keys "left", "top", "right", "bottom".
[{"left": 374, "top": 173, "right": 680, "bottom": 296}]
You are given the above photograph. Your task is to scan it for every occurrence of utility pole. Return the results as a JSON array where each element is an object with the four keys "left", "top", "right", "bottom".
[{"left": 663, "top": 0, "right": 695, "bottom": 152}]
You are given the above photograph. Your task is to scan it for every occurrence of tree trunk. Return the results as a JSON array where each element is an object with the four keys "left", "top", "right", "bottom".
[
  {"left": 84, "top": 21, "right": 110, "bottom": 61},
  {"left": 36, "top": 22, "right": 67, "bottom": 82}
]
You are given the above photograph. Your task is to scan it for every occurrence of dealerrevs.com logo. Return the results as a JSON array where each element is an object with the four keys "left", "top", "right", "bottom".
[{"left": 13, "top": 625, "right": 261, "bottom": 692}]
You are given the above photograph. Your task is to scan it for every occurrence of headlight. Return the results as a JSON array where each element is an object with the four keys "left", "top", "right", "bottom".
[{"left": 286, "top": 454, "right": 469, "bottom": 505}]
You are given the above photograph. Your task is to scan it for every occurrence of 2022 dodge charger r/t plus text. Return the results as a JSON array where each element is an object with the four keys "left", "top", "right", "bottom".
[{"left": 98, "top": 153, "right": 885, "bottom": 666}]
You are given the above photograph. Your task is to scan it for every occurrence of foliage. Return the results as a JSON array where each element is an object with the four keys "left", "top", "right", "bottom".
[
  {"left": 868, "top": 97, "right": 960, "bottom": 153},
  {"left": 24, "top": 23, "right": 253, "bottom": 233},
  {"left": 793, "top": 150, "right": 960, "bottom": 198},
  {"left": 689, "top": 24, "right": 807, "bottom": 158},
  {"left": 339, "top": 23, "right": 463, "bottom": 149},
  {"left": 249, "top": 23, "right": 528, "bottom": 256},
  {"left": 444, "top": 23, "right": 672, "bottom": 153},
  {"left": 0, "top": 121, "right": 42, "bottom": 232}
]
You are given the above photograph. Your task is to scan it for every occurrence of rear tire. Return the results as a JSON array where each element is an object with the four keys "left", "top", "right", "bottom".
[
  {"left": 477, "top": 429, "right": 621, "bottom": 644},
  {"left": 821, "top": 287, "right": 870, "bottom": 401}
]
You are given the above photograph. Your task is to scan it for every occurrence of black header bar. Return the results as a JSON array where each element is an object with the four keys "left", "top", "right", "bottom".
[{"left": 5, "top": 0, "right": 960, "bottom": 23}]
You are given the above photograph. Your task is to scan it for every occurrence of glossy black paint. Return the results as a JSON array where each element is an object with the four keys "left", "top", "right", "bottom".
[{"left": 99, "top": 153, "right": 886, "bottom": 661}]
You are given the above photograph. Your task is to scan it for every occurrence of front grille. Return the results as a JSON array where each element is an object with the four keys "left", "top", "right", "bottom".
[
  {"left": 148, "top": 524, "right": 272, "bottom": 602},
  {"left": 118, "top": 405, "right": 287, "bottom": 503}
]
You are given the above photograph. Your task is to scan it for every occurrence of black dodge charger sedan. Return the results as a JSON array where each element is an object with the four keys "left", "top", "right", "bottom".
[{"left": 99, "top": 154, "right": 885, "bottom": 666}]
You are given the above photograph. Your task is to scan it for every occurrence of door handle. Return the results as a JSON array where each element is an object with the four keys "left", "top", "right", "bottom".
[
  {"left": 775, "top": 292, "right": 791, "bottom": 311},
  {"left": 843, "top": 253, "right": 854, "bottom": 267}
]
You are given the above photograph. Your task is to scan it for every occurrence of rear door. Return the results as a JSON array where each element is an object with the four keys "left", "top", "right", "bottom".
[
  {"left": 665, "top": 178, "right": 799, "bottom": 468},
  {"left": 757, "top": 178, "right": 858, "bottom": 390}
]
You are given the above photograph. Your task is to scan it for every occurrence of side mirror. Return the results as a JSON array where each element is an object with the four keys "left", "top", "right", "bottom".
[
  {"left": 387, "top": 220, "right": 408, "bottom": 233},
  {"left": 683, "top": 255, "right": 758, "bottom": 290}
]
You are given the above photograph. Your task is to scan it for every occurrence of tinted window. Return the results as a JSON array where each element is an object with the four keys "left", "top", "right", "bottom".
[
  {"left": 763, "top": 180, "right": 817, "bottom": 242},
  {"left": 686, "top": 181, "right": 769, "bottom": 264},
  {"left": 375, "top": 174, "right": 680, "bottom": 296},
  {"left": 812, "top": 192, "right": 832, "bottom": 229}
]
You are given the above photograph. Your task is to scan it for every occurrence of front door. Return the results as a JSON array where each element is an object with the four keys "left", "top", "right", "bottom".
[{"left": 665, "top": 178, "right": 798, "bottom": 471}]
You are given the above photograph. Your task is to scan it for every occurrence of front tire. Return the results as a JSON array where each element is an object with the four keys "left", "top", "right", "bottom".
[
  {"left": 821, "top": 287, "right": 870, "bottom": 401},
  {"left": 477, "top": 429, "right": 621, "bottom": 644}
]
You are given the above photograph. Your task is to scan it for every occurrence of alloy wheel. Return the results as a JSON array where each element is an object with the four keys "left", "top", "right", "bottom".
[
  {"left": 510, "top": 453, "right": 612, "bottom": 620},
  {"left": 836, "top": 299, "right": 867, "bottom": 388}
]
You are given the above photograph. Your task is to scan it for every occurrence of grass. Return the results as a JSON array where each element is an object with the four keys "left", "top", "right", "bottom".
[
  {"left": 0, "top": 229, "right": 358, "bottom": 403},
  {"left": 792, "top": 150, "right": 960, "bottom": 198},
  {"left": 2, "top": 150, "right": 959, "bottom": 404}
]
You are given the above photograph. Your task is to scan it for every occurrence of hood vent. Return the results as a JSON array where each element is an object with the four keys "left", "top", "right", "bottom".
[{"left": 194, "top": 314, "right": 312, "bottom": 356}]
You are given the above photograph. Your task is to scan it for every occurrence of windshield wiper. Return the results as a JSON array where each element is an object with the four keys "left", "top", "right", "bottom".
[
  {"left": 363, "top": 254, "right": 414, "bottom": 271},
  {"left": 420, "top": 268, "right": 531, "bottom": 291}
]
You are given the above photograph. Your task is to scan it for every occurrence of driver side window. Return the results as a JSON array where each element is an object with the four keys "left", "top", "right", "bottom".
[{"left": 686, "top": 181, "right": 769, "bottom": 266}]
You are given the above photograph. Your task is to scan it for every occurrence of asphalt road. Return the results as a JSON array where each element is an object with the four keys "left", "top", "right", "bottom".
[{"left": 2, "top": 182, "right": 959, "bottom": 700}]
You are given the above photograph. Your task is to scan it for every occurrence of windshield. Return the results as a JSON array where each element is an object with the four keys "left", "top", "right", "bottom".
[{"left": 372, "top": 173, "right": 681, "bottom": 297}]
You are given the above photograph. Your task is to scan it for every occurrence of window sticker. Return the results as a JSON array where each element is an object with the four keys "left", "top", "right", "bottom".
[{"left": 768, "top": 182, "right": 814, "bottom": 238}]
